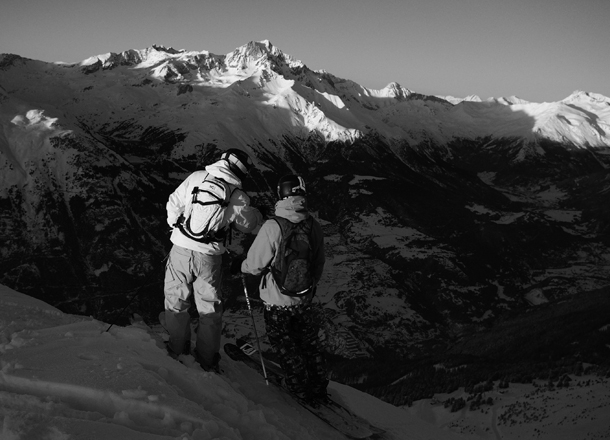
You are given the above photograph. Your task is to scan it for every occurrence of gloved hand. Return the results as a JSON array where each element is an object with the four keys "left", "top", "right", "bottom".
[
  {"left": 230, "top": 255, "right": 246, "bottom": 275},
  {"left": 172, "top": 214, "right": 185, "bottom": 228}
]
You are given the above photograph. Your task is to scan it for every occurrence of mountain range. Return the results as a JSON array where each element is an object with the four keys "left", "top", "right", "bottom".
[{"left": 1, "top": 40, "right": 609, "bottom": 417}]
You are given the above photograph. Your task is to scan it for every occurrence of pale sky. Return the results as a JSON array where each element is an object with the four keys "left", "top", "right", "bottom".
[{"left": 1, "top": 0, "right": 609, "bottom": 103}]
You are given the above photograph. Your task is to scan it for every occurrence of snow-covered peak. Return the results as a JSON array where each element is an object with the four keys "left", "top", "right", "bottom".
[
  {"left": 80, "top": 46, "right": 187, "bottom": 69},
  {"left": 562, "top": 90, "right": 610, "bottom": 106},
  {"left": 463, "top": 94, "right": 482, "bottom": 102},
  {"left": 81, "top": 51, "right": 136, "bottom": 69},
  {"left": 224, "top": 40, "right": 302, "bottom": 71},
  {"left": 78, "top": 45, "right": 224, "bottom": 78},
  {"left": 380, "top": 82, "right": 413, "bottom": 100},
  {"left": 3, "top": 41, "right": 610, "bottom": 149}
]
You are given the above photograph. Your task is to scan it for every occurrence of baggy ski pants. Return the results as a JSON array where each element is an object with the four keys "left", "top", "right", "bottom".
[{"left": 163, "top": 244, "right": 223, "bottom": 369}]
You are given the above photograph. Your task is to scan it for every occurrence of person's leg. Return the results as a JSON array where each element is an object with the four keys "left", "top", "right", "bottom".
[
  {"left": 195, "top": 302, "right": 223, "bottom": 369},
  {"left": 163, "top": 246, "right": 194, "bottom": 357},
  {"left": 191, "top": 252, "right": 223, "bottom": 370},
  {"left": 264, "top": 306, "right": 308, "bottom": 398},
  {"left": 298, "top": 305, "right": 329, "bottom": 400}
]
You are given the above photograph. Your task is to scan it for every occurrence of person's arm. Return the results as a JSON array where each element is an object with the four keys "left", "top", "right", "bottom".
[
  {"left": 166, "top": 175, "right": 191, "bottom": 227},
  {"left": 241, "top": 220, "right": 278, "bottom": 276}
]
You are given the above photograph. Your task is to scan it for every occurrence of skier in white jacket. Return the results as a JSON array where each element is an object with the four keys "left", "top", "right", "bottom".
[{"left": 164, "top": 149, "right": 263, "bottom": 371}]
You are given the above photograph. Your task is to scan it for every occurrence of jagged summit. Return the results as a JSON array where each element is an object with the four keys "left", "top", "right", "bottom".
[
  {"left": 76, "top": 40, "right": 305, "bottom": 80},
  {"left": 381, "top": 82, "right": 413, "bottom": 99},
  {"left": 225, "top": 40, "right": 304, "bottom": 72},
  {"left": 227, "top": 40, "right": 281, "bottom": 60},
  {"left": 150, "top": 44, "right": 184, "bottom": 55}
]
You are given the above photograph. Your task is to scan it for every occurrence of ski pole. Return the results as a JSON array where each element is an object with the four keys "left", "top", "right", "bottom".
[{"left": 241, "top": 274, "right": 269, "bottom": 385}]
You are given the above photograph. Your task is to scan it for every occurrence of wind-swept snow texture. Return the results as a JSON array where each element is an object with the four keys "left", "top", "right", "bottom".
[{"left": 0, "top": 284, "right": 470, "bottom": 440}]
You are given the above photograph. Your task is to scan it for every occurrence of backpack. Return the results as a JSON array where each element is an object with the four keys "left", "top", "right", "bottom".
[
  {"left": 270, "top": 216, "right": 315, "bottom": 297},
  {"left": 177, "top": 172, "right": 233, "bottom": 244}
]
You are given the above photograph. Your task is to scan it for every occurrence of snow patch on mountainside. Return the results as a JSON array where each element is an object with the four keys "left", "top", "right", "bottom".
[
  {"left": 0, "top": 109, "right": 72, "bottom": 187},
  {"left": 544, "top": 210, "right": 581, "bottom": 223}
]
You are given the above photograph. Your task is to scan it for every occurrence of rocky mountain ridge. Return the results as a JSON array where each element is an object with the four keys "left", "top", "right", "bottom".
[{"left": 1, "top": 41, "right": 609, "bottom": 389}]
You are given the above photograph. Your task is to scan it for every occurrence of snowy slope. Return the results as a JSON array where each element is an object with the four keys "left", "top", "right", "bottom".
[
  {"left": 0, "top": 284, "right": 472, "bottom": 440},
  {"left": 3, "top": 284, "right": 609, "bottom": 440}
]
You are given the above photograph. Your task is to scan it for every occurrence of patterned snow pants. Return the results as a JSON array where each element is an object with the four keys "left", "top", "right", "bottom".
[{"left": 263, "top": 303, "right": 328, "bottom": 400}]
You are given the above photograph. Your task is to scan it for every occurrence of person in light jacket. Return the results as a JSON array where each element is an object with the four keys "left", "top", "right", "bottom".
[
  {"left": 238, "top": 174, "right": 328, "bottom": 403},
  {"left": 164, "top": 148, "right": 263, "bottom": 371}
]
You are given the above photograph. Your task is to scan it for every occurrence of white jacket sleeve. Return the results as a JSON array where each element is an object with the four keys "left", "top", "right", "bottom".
[{"left": 166, "top": 176, "right": 191, "bottom": 227}]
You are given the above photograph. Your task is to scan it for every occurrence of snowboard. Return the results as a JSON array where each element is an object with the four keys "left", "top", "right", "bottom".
[{"left": 223, "top": 341, "right": 385, "bottom": 439}]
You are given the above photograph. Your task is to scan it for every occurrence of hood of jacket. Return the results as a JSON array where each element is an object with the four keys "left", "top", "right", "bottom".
[
  {"left": 205, "top": 159, "right": 242, "bottom": 187},
  {"left": 274, "top": 196, "right": 309, "bottom": 223}
]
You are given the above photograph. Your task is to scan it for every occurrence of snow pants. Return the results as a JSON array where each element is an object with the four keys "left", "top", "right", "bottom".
[
  {"left": 164, "top": 245, "right": 223, "bottom": 370},
  {"left": 263, "top": 303, "right": 328, "bottom": 400}
]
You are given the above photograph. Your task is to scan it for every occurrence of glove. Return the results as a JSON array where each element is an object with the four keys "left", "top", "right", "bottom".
[
  {"left": 172, "top": 214, "right": 185, "bottom": 228},
  {"left": 230, "top": 255, "right": 246, "bottom": 275}
]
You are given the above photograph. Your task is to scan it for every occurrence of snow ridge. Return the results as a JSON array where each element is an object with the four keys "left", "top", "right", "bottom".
[{"left": 36, "top": 40, "right": 607, "bottom": 148}]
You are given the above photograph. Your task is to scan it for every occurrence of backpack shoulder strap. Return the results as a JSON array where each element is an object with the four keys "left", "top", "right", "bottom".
[
  {"left": 202, "top": 174, "right": 232, "bottom": 207},
  {"left": 225, "top": 183, "right": 240, "bottom": 206},
  {"left": 271, "top": 216, "right": 288, "bottom": 233},
  {"left": 191, "top": 173, "right": 235, "bottom": 208},
  {"left": 303, "top": 215, "right": 314, "bottom": 232}
]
